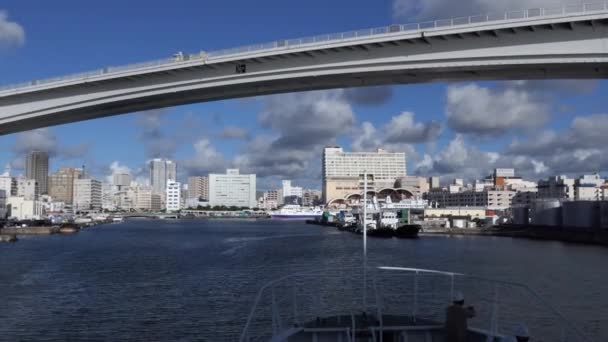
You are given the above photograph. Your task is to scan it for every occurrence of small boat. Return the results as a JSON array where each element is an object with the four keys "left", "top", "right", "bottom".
[{"left": 59, "top": 223, "right": 80, "bottom": 234}]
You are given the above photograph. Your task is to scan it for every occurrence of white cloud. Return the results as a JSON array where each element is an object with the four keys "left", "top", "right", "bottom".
[
  {"left": 218, "top": 126, "right": 250, "bottom": 140},
  {"left": 182, "top": 139, "right": 229, "bottom": 175},
  {"left": 0, "top": 11, "right": 25, "bottom": 48},
  {"left": 384, "top": 111, "right": 442, "bottom": 144},
  {"left": 106, "top": 161, "right": 132, "bottom": 183},
  {"left": 446, "top": 83, "right": 549, "bottom": 136}
]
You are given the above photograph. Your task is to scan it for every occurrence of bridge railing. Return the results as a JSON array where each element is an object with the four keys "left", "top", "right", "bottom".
[{"left": 1, "top": 1, "right": 607, "bottom": 93}]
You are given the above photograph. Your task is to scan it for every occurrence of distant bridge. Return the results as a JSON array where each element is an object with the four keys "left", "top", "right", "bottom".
[{"left": 1, "top": 3, "right": 608, "bottom": 134}]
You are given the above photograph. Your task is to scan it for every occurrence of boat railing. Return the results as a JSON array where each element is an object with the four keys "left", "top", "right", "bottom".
[{"left": 240, "top": 266, "right": 595, "bottom": 342}]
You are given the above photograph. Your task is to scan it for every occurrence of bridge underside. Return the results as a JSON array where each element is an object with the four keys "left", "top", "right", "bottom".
[{"left": 1, "top": 13, "right": 608, "bottom": 134}]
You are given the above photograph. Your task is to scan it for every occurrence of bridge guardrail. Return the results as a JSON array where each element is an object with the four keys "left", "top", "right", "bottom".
[{"left": 1, "top": 1, "right": 607, "bottom": 93}]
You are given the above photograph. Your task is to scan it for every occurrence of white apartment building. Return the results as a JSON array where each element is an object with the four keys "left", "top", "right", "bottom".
[
  {"left": 323, "top": 146, "right": 406, "bottom": 203},
  {"left": 574, "top": 174, "right": 605, "bottom": 200},
  {"left": 6, "top": 196, "right": 43, "bottom": 220},
  {"left": 73, "top": 179, "right": 102, "bottom": 211},
  {"left": 17, "top": 178, "right": 39, "bottom": 201},
  {"left": 0, "top": 168, "right": 16, "bottom": 197},
  {"left": 282, "top": 180, "right": 303, "bottom": 198},
  {"left": 149, "top": 159, "right": 177, "bottom": 195},
  {"left": 166, "top": 180, "right": 181, "bottom": 212},
  {"left": 208, "top": 169, "right": 256, "bottom": 208}
]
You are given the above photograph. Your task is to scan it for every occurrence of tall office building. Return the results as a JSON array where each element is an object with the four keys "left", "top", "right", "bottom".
[
  {"left": 73, "top": 178, "right": 102, "bottom": 210},
  {"left": 322, "top": 146, "right": 406, "bottom": 203},
  {"left": 149, "top": 159, "right": 177, "bottom": 195},
  {"left": 49, "top": 167, "right": 83, "bottom": 204},
  {"left": 187, "top": 176, "right": 209, "bottom": 200},
  {"left": 25, "top": 151, "right": 49, "bottom": 195},
  {"left": 208, "top": 169, "right": 256, "bottom": 208}
]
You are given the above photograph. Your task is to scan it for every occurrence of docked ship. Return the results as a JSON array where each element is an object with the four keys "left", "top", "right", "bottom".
[{"left": 270, "top": 205, "right": 323, "bottom": 220}]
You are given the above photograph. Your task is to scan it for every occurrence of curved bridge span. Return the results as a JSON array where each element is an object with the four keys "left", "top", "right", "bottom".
[{"left": 1, "top": 4, "right": 608, "bottom": 134}]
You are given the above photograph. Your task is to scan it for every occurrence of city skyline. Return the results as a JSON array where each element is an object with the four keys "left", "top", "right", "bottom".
[{"left": 1, "top": 0, "right": 608, "bottom": 190}]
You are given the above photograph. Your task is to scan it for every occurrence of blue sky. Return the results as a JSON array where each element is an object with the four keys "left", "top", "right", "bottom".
[{"left": 0, "top": 0, "right": 607, "bottom": 190}]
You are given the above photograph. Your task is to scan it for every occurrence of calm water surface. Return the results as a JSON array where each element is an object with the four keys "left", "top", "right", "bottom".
[{"left": 0, "top": 219, "right": 607, "bottom": 341}]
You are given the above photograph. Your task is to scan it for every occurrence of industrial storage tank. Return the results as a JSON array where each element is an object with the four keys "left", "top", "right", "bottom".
[
  {"left": 531, "top": 199, "right": 562, "bottom": 227},
  {"left": 512, "top": 207, "right": 530, "bottom": 226},
  {"left": 601, "top": 201, "right": 608, "bottom": 230},
  {"left": 562, "top": 201, "right": 600, "bottom": 229}
]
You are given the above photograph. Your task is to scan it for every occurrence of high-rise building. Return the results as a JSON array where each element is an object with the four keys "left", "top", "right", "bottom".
[
  {"left": 187, "top": 176, "right": 209, "bottom": 200},
  {"left": 113, "top": 173, "right": 132, "bottom": 190},
  {"left": 49, "top": 167, "right": 83, "bottom": 204},
  {"left": 73, "top": 178, "right": 102, "bottom": 211},
  {"left": 166, "top": 180, "right": 181, "bottom": 212},
  {"left": 25, "top": 151, "right": 49, "bottom": 194},
  {"left": 208, "top": 169, "right": 256, "bottom": 208},
  {"left": 149, "top": 159, "right": 177, "bottom": 195},
  {"left": 322, "top": 146, "right": 406, "bottom": 203}
]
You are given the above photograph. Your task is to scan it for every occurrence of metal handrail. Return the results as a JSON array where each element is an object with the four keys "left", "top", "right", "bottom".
[
  {"left": 382, "top": 266, "right": 595, "bottom": 342},
  {"left": 1, "top": 1, "right": 608, "bottom": 93},
  {"left": 240, "top": 266, "right": 596, "bottom": 342}
]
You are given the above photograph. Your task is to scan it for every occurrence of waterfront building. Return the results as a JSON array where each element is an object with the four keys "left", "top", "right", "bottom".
[
  {"left": 133, "top": 186, "right": 162, "bottom": 211},
  {"left": 302, "top": 189, "right": 322, "bottom": 207},
  {"left": 6, "top": 196, "right": 43, "bottom": 220},
  {"left": 395, "top": 176, "right": 430, "bottom": 198},
  {"left": 262, "top": 189, "right": 282, "bottom": 208},
  {"left": 149, "top": 159, "right": 177, "bottom": 195},
  {"left": 282, "top": 180, "right": 303, "bottom": 204},
  {"left": 424, "top": 207, "right": 487, "bottom": 219},
  {"left": 187, "top": 176, "right": 209, "bottom": 200},
  {"left": 427, "top": 189, "right": 516, "bottom": 210},
  {"left": 16, "top": 178, "right": 39, "bottom": 201},
  {"left": 101, "top": 182, "right": 115, "bottom": 210},
  {"left": 48, "top": 167, "right": 83, "bottom": 204},
  {"left": 602, "top": 184, "right": 608, "bottom": 200},
  {"left": 0, "top": 189, "right": 6, "bottom": 218},
  {"left": 25, "top": 151, "right": 49, "bottom": 195},
  {"left": 208, "top": 169, "right": 256, "bottom": 208},
  {"left": 73, "top": 179, "right": 102, "bottom": 211},
  {"left": 322, "top": 146, "right": 406, "bottom": 203},
  {"left": 166, "top": 180, "right": 181, "bottom": 212},
  {"left": 538, "top": 176, "right": 575, "bottom": 200}
]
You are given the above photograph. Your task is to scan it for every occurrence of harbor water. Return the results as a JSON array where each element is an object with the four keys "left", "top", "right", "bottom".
[{"left": 0, "top": 219, "right": 607, "bottom": 341}]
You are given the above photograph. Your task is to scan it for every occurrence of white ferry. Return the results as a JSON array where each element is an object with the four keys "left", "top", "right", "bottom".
[{"left": 270, "top": 205, "right": 323, "bottom": 220}]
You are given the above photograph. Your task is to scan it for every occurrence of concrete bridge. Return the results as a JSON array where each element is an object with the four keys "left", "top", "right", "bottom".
[{"left": 1, "top": 3, "right": 608, "bottom": 134}]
